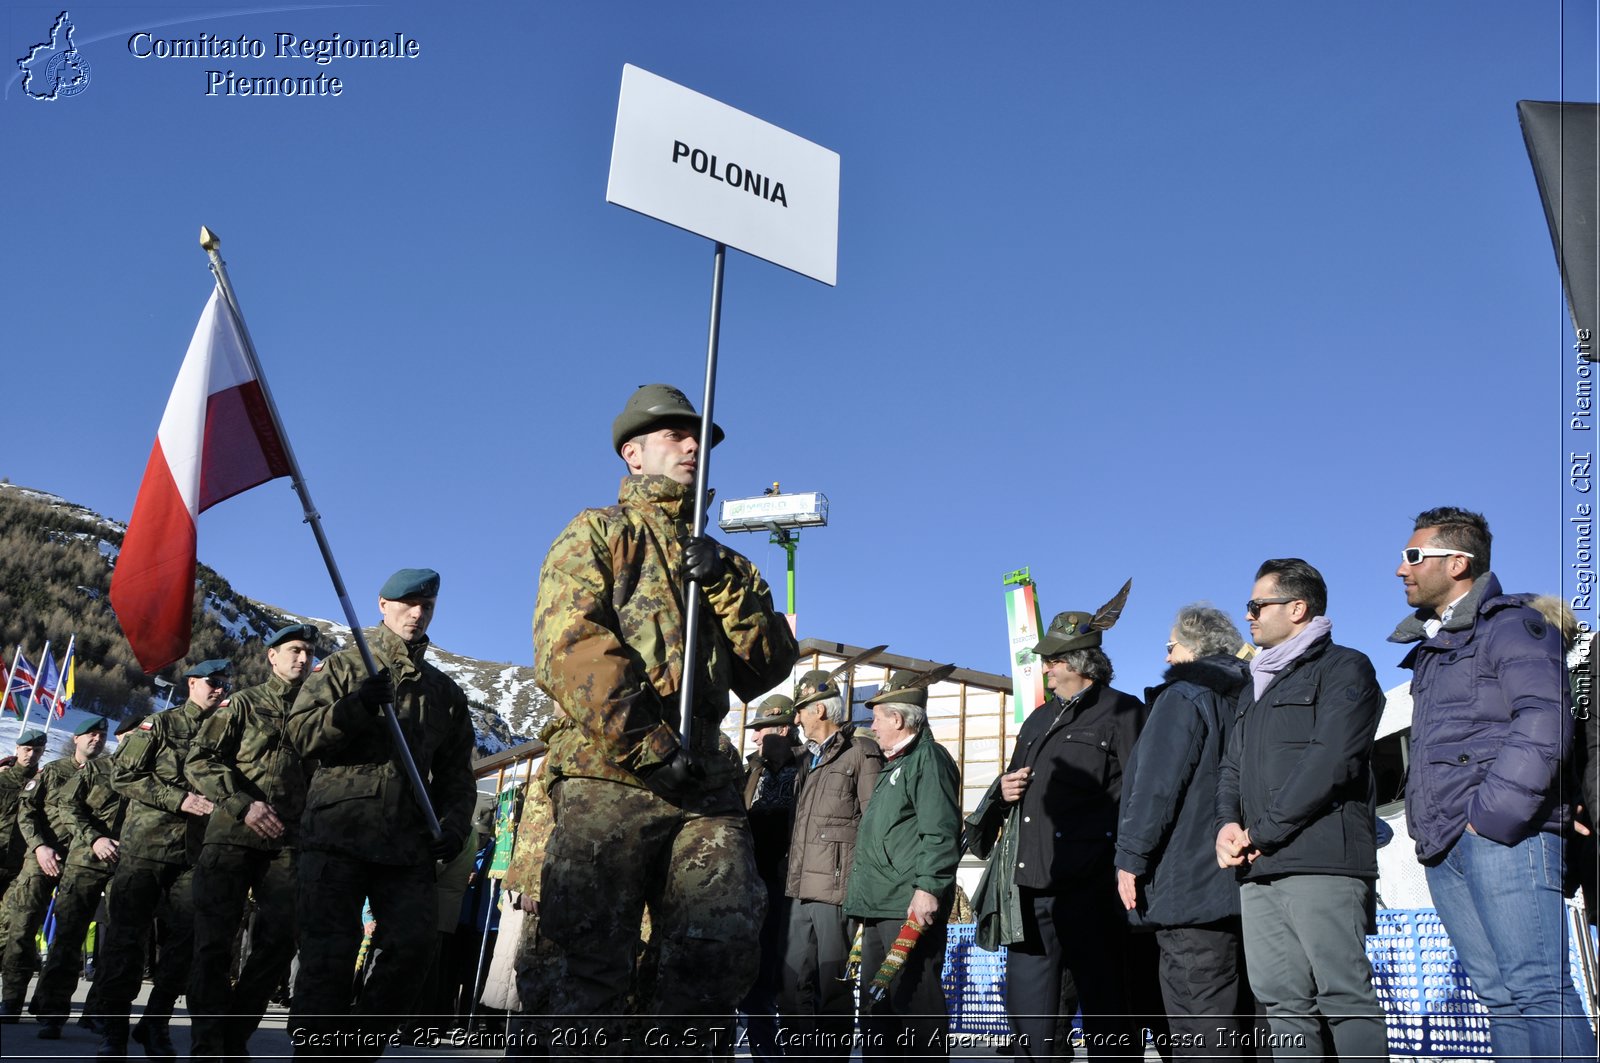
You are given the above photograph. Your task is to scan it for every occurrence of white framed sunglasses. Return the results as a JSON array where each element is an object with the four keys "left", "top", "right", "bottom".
[{"left": 1401, "top": 547, "right": 1474, "bottom": 566}]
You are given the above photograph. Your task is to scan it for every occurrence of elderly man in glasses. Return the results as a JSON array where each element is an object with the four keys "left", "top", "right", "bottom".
[
  {"left": 94, "top": 659, "right": 228, "bottom": 1060},
  {"left": 1214, "top": 560, "right": 1388, "bottom": 1060},
  {"left": 1389, "top": 507, "right": 1596, "bottom": 1063}
]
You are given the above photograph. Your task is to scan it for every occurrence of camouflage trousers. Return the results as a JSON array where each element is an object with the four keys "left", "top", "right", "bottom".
[
  {"left": 31, "top": 860, "right": 113, "bottom": 1018},
  {"left": 190, "top": 843, "right": 298, "bottom": 1058},
  {"left": 0, "top": 854, "right": 59, "bottom": 1003},
  {"left": 290, "top": 850, "right": 437, "bottom": 1057},
  {"left": 529, "top": 777, "right": 765, "bottom": 1057},
  {"left": 94, "top": 854, "right": 197, "bottom": 1021}
]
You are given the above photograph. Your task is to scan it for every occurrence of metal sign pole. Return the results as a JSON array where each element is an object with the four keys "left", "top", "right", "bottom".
[{"left": 676, "top": 241, "right": 726, "bottom": 746}]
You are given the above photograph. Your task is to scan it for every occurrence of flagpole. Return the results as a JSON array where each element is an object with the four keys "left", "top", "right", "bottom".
[
  {"left": 39, "top": 634, "right": 73, "bottom": 741},
  {"left": 198, "top": 226, "right": 440, "bottom": 840},
  {"left": 675, "top": 241, "right": 726, "bottom": 748},
  {"left": 17, "top": 639, "right": 50, "bottom": 735}
]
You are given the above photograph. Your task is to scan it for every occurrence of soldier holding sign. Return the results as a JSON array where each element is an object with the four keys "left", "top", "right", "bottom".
[{"left": 531, "top": 384, "right": 798, "bottom": 1051}]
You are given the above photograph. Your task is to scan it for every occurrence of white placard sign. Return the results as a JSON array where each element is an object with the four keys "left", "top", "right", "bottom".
[{"left": 607, "top": 64, "right": 839, "bottom": 286}]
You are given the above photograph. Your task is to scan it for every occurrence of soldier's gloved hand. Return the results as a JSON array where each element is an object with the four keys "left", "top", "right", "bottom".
[
  {"left": 429, "top": 831, "right": 463, "bottom": 861},
  {"left": 357, "top": 669, "right": 394, "bottom": 714},
  {"left": 682, "top": 536, "right": 726, "bottom": 585},
  {"left": 651, "top": 748, "right": 704, "bottom": 792}
]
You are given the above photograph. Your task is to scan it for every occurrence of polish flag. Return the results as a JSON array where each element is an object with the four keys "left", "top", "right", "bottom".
[{"left": 111, "top": 288, "right": 291, "bottom": 672}]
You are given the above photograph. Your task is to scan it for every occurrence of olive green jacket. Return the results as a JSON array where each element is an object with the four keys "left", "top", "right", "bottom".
[
  {"left": 286, "top": 624, "right": 477, "bottom": 866},
  {"left": 55, "top": 753, "right": 126, "bottom": 870},
  {"left": 844, "top": 731, "right": 962, "bottom": 921},
  {"left": 114, "top": 699, "right": 216, "bottom": 865},
  {"left": 187, "top": 673, "right": 307, "bottom": 850},
  {"left": 18, "top": 756, "right": 77, "bottom": 856},
  {"left": 0, "top": 760, "right": 39, "bottom": 870},
  {"left": 533, "top": 475, "right": 798, "bottom": 797}
]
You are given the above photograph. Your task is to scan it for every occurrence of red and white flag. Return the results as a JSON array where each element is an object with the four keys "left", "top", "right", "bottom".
[{"left": 110, "top": 288, "right": 291, "bottom": 672}]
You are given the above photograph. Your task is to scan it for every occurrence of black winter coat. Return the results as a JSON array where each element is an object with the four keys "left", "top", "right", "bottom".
[
  {"left": 1117, "top": 655, "right": 1249, "bottom": 928},
  {"left": 1215, "top": 634, "right": 1382, "bottom": 881}
]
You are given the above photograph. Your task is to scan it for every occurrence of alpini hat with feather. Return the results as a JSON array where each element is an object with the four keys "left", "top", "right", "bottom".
[
  {"left": 865, "top": 663, "right": 956, "bottom": 709},
  {"left": 1031, "top": 579, "right": 1133, "bottom": 657},
  {"left": 745, "top": 694, "right": 797, "bottom": 729},
  {"left": 793, "top": 645, "right": 888, "bottom": 710},
  {"left": 612, "top": 384, "right": 725, "bottom": 454}
]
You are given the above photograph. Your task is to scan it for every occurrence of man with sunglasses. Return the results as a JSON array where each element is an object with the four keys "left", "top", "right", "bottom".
[
  {"left": 1215, "top": 560, "right": 1387, "bottom": 1060},
  {"left": 94, "top": 659, "right": 228, "bottom": 1061},
  {"left": 1390, "top": 507, "right": 1595, "bottom": 1063}
]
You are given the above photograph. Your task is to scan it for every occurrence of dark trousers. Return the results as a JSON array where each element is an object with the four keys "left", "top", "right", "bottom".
[
  {"left": 32, "top": 861, "right": 113, "bottom": 1017},
  {"left": 291, "top": 850, "right": 438, "bottom": 1057},
  {"left": 190, "top": 844, "right": 298, "bottom": 1057},
  {"left": 1155, "top": 919, "right": 1259, "bottom": 1063},
  {"left": 858, "top": 916, "right": 947, "bottom": 1060},
  {"left": 778, "top": 900, "right": 857, "bottom": 1062},
  {"left": 738, "top": 886, "right": 790, "bottom": 1060},
  {"left": 1007, "top": 882, "right": 1136, "bottom": 1063},
  {"left": 95, "top": 855, "right": 196, "bottom": 1022},
  {"left": 0, "top": 857, "right": 58, "bottom": 1003}
]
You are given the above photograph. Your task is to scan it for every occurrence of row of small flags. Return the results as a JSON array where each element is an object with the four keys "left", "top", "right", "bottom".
[{"left": 3, "top": 635, "right": 76, "bottom": 729}]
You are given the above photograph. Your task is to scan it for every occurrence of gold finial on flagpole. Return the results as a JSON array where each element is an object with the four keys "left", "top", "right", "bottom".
[{"left": 199, "top": 226, "right": 220, "bottom": 252}]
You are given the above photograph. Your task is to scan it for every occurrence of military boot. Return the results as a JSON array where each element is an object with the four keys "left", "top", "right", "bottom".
[
  {"left": 0, "top": 998, "right": 22, "bottom": 1023},
  {"left": 131, "top": 1015, "right": 177, "bottom": 1063},
  {"left": 97, "top": 1017, "right": 130, "bottom": 1059},
  {"left": 37, "top": 1018, "right": 64, "bottom": 1039}
]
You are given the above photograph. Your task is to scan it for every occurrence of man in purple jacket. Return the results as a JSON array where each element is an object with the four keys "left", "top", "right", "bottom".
[{"left": 1391, "top": 506, "right": 1596, "bottom": 1063}]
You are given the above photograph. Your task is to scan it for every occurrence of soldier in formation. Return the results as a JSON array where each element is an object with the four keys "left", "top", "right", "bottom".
[
  {"left": 95, "top": 660, "right": 227, "bottom": 1060},
  {"left": 186, "top": 623, "right": 318, "bottom": 1061},
  {"left": 285, "top": 568, "right": 477, "bottom": 1055}
]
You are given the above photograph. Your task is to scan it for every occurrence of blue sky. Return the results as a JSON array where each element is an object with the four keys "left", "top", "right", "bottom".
[{"left": 3, "top": 1, "right": 1596, "bottom": 702}]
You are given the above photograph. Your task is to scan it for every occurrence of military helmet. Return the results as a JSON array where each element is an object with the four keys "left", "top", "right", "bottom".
[
  {"left": 611, "top": 384, "right": 725, "bottom": 455},
  {"left": 745, "top": 694, "right": 796, "bottom": 729},
  {"left": 1031, "top": 579, "right": 1133, "bottom": 657}
]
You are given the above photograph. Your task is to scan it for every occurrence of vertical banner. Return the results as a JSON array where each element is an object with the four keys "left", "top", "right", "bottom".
[
  {"left": 1003, "top": 569, "right": 1046, "bottom": 724},
  {"left": 488, "top": 784, "right": 521, "bottom": 878}
]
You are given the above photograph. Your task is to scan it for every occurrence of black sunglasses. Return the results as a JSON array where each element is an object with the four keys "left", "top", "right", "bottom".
[
  {"left": 203, "top": 677, "right": 230, "bottom": 690},
  {"left": 1244, "top": 597, "right": 1298, "bottom": 619}
]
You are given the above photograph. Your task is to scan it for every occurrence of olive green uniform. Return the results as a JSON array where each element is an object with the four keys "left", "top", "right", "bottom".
[
  {"left": 0, "top": 758, "right": 40, "bottom": 947},
  {"left": 31, "top": 751, "right": 125, "bottom": 1020},
  {"left": 530, "top": 474, "right": 797, "bottom": 1050},
  {"left": 95, "top": 700, "right": 215, "bottom": 1028},
  {"left": 285, "top": 624, "right": 477, "bottom": 1050},
  {"left": 0, "top": 756, "right": 78, "bottom": 1008},
  {"left": 185, "top": 673, "right": 308, "bottom": 1058}
]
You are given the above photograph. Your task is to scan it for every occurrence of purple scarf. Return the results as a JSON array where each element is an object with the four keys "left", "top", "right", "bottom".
[{"left": 1250, "top": 616, "right": 1332, "bottom": 699}]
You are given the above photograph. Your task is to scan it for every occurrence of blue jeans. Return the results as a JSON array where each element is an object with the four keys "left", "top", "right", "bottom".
[{"left": 1425, "top": 829, "right": 1597, "bottom": 1063}]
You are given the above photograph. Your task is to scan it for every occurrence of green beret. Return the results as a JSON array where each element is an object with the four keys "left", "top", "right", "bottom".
[
  {"left": 265, "top": 622, "right": 319, "bottom": 649},
  {"left": 115, "top": 714, "right": 147, "bottom": 737},
  {"left": 380, "top": 568, "right": 440, "bottom": 600},
  {"left": 865, "top": 670, "right": 931, "bottom": 709},
  {"left": 182, "top": 659, "right": 231, "bottom": 680},
  {"left": 745, "top": 694, "right": 796, "bottom": 729},
  {"left": 73, "top": 715, "right": 108, "bottom": 736},
  {"left": 611, "top": 384, "right": 725, "bottom": 455},
  {"left": 16, "top": 728, "right": 46, "bottom": 748}
]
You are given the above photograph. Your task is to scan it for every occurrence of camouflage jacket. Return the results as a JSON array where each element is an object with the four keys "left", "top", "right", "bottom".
[
  {"left": 286, "top": 624, "right": 477, "bottom": 866},
  {"left": 533, "top": 475, "right": 798, "bottom": 799},
  {"left": 0, "top": 759, "right": 39, "bottom": 870},
  {"left": 500, "top": 739, "right": 554, "bottom": 900},
  {"left": 18, "top": 756, "right": 77, "bottom": 856},
  {"left": 186, "top": 673, "right": 307, "bottom": 851},
  {"left": 114, "top": 699, "right": 216, "bottom": 865},
  {"left": 54, "top": 753, "right": 126, "bottom": 870}
]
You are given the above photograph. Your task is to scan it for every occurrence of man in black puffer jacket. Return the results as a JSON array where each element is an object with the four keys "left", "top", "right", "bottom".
[{"left": 1117, "top": 605, "right": 1255, "bottom": 1063}]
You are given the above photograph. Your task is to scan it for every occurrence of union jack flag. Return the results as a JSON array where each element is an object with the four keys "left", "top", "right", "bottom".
[{"left": 3, "top": 652, "right": 37, "bottom": 715}]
